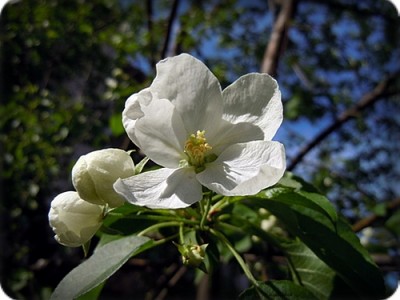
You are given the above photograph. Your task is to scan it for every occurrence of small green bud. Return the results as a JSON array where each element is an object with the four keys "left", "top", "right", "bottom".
[
  {"left": 48, "top": 191, "right": 104, "bottom": 247},
  {"left": 72, "top": 148, "right": 135, "bottom": 208},
  {"left": 175, "top": 243, "right": 208, "bottom": 267}
]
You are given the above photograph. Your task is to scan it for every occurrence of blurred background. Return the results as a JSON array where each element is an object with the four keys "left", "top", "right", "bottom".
[{"left": 1, "top": 0, "right": 399, "bottom": 299}]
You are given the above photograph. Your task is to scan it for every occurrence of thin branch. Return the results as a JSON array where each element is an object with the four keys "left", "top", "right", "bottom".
[
  {"left": 261, "top": 0, "right": 296, "bottom": 76},
  {"left": 154, "top": 265, "right": 187, "bottom": 300},
  {"left": 146, "top": 0, "right": 155, "bottom": 66},
  {"left": 287, "top": 72, "right": 400, "bottom": 171},
  {"left": 161, "top": 0, "right": 180, "bottom": 59},
  {"left": 352, "top": 198, "right": 400, "bottom": 232}
]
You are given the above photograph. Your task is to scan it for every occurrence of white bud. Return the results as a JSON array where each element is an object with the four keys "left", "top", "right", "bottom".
[
  {"left": 48, "top": 191, "right": 103, "bottom": 247},
  {"left": 261, "top": 215, "right": 277, "bottom": 232},
  {"left": 72, "top": 148, "right": 135, "bottom": 208}
]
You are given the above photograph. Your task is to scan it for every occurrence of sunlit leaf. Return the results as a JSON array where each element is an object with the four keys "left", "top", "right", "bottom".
[
  {"left": 281, "top": 239, "right": 335, "bottom": 299},
  {"left": 248, "top": 189, "right": 386, "bottom": 299},
  {"left": 50, "top": 235, "right": 152, "bottom": 300}
]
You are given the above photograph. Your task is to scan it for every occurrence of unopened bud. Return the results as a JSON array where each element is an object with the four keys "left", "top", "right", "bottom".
[
  {"left": 72, "top": 148, "right": 135, "bottom": 208},
  {"left": 176, "top": 243, "right": 208, "bottom": 267},
  {"left": 48, "top": 191, "right": 104, "bottom": 247}
]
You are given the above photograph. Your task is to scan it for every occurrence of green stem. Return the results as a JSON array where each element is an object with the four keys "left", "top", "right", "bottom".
[
  {"left": 108, "top": 213, "right": 197, "bottom": 225},
  {"left": 200, "top": 192, "right": 212, "bottom": 230},
  {"left": 137, "top": 221, "right": 181, "bottom": 237},
  {"left": 209, "top": 196, "right": 242, "bottom": 215},
  {"left": 210, "top": 228, "right": 259, "bottom": 287},
  {"left": 179, "top": 223, "right": 185, "bottom": 244}
]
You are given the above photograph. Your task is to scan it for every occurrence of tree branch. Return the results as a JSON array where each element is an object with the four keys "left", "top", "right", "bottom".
[
  {"left": 287, "top": 72, "right": 400, "bottom": 171},
  {"left": 161, "top": 0, "right": 180, "bottom": 59},
  {"left": 261, "top": 0, "right": 296, "bottom": 76},
  {"left": 146, "top": 0, "right": 155, "bottom": 66},
  {"left": 352, "top": 198, "right": 400, "bottom": 232}
]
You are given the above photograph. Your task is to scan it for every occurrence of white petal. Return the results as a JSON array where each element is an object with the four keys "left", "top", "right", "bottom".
[
  {"left": 222, "top": 73, "right": 282, "bottom": 141},
  {"left": 135, "top": 98, "right": 187, "bottom": 168},
  {"left": 113, "top": 168, "right": 203, "bottom": 209},
  {"left": 197, "top": 141, "right": 286, "bottom": 196},
  {"left": 122, "top": 88, "right": 156, "bottom": 147},
  {"left": 210, "top": 119, "right": 264, "bottom": 155},
  {"left": 150, "top": 54, "right": 224, "bottom": 136}
]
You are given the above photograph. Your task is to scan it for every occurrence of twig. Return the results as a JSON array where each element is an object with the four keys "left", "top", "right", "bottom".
[
  {"left": 146, "top": 0, "right": 155, "bottom": 66},
  {"left": 352, "top": 198, "right": 400, "bottom": 232},
  {"left": 288, "top": 72, "right": 400, "bottom": 171},
  {"left": 161, "top": 0, "right": 180, "bottom": 59},
  {"left": 154, "top": 266, "right": 187, "bottom": 300},
  {"left": 261, "top": 0, "right": 296, "bottom": 76}
]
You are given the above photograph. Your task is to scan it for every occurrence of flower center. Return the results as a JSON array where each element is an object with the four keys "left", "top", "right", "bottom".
[{"left": 184, "top": 130, "right": 215, "bottom": 172}]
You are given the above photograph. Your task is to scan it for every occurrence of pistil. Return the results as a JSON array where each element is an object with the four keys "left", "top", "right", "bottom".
[{"left": 184, "top": 130, "right": 213, "bottom": 171}]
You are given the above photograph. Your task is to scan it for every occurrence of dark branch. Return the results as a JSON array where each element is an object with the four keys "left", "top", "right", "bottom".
[
  {"left": 352, "top": 198, "right": 400, "bottom": 232},
  {"left": 146, "top": 0, "right": 155, "bottom": 66},
  {"left": 161, "top": 0, "right": 180, "bottom": 59},
  {"left": 261, "top": 0, "right": 296, "bottom": 77},
  {"left": 287, "top": 72, "right": 400, "bottom": 171}
]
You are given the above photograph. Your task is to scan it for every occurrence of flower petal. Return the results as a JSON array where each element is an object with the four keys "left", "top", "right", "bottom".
[
  {"left": 113, "top": 168, "right": 203, "bottom": 209},
  {"left": 135, "top": 98, "right": 187, "bottom": 168},
  {"left": 197, "top": 141, "right": 286, "bottom": 196},
  {"left": 150, "top": 54, "right": 223, "bottom": 136},
  {"left": 122, "top": 88, "right": 156, "bottom": 147},
  {"left": 210, "top": 120, "right": 264, "bottom": 155},
  {"left": 222, "top": 73, "right": 282, "bottom": 141}
]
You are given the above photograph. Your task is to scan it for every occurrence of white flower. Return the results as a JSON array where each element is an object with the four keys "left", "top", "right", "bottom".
[
  {"left": 48, "top": 191, "right": 104, "bottom": 247},
  {"left": 72, "top": 148, "right": 135, "bottom": 208},
  {"left": 114, "top": 53, "right": 286, "bottom": 209}
]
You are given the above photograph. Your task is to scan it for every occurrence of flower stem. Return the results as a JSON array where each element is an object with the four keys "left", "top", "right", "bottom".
[
  {"left": 179, "top": 223, "right": 185, "bottom": 244},
  {"left": 137, "top": 221, "right": 181, "bottom": 237},
  {"left": 210, "top": 228, "right": 259, "bottom": 287},
  {"left": 111, "top": 213, "right": 197, "bottom": 225},
  {"left": 200, "top": 192, "right": 212, "bottom": 230}
]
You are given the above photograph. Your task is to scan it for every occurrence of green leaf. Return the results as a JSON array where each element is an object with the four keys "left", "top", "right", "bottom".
[
  {"left": 75, "top": 282, "right": 104, "bottom": 300},
  {"left": 263, "top": 187, "right": 337, "bottom": 226},
  {"left": 281, "top": 240, "right": 335, "bottom": 299},
  {"left": 108, "top": 113, "right": 125, "bottom": 136},
  {"left": 50, "top": 235, "right": 152, "bottom": 300},
  {"left": 249, "top": 190, "right": 386, "bottom": 299},
  {"left": 278, "top": 172, "right": 319, "bottom": 193},
  {"left": 101, "top": 203, "right": 154, "bottom": 235},
  {"left": 239, "top": 280, "right": 318, "bottom": 300},
  {"left": 386, "top": 210, "right": 400, "bottom": 235},
  {"left": 135, "top": 156, "right": 150, "bottom": 174}
]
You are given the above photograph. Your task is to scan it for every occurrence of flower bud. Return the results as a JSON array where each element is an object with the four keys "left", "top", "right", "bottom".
[
  {"left": 72, "top": 148, "right": 135, "bottom": 208},
  {"left": 175, "top": 243, "right": 208, "bottom": 267},
  {"left": 48, "top": 191, "right": 104, "bottom": 247}
]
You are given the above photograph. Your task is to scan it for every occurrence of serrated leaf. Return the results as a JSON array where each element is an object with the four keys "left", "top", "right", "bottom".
[
  {"left": 249, "top": 191, "right": 386, "bottom": 299},
  {"left": 239, "top": 280, "right": 318, "bottom": 300},
  {"left": 262, "top": 188, "right": 337, "bottom": 226},
  {"left": 282, "top": 240, "right": 335, "bottom": 299},
  {"left": 50, "top": 235, "right": 152, "bottom": 300}
]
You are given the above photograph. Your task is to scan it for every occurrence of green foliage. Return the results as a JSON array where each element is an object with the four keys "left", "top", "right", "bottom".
[
  {"left": 50, "top": 235, "right": 151, "bottom": 300},
  {"left": 50, "top": 174, "right": 388, "bottom": 299},
  {"left": 239, "top": 280, "right": 318, "bottom": 300},
  {"left": 246, "top": 188, "right": 386, "bottom": 298},
  {"left": 1, "top": 0, "right": 399, "bottom": 298},
  {"left": 281, "top": 240, "right": 335, "bottom": 299}
]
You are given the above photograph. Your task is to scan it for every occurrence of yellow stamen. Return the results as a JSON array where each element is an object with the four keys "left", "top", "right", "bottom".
[{"left": 184, "top": 130, "right": 212, "bottom": 170}]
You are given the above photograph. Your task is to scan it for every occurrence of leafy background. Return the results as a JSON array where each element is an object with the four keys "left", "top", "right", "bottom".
[{"left": 1, "top": 0, "right": 399, "bottom": 299}]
